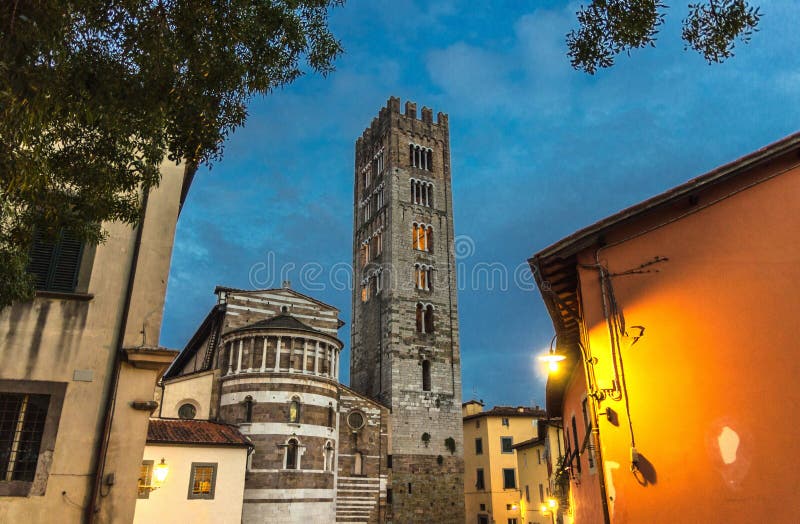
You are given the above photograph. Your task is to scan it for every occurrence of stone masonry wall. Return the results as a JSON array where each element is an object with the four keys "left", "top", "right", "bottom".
[{"left": 351, "top": 97, "right": 465, "bottom": 523}]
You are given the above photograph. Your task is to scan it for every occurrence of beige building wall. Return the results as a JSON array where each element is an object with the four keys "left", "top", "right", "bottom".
[
  {"left": 515, "top": 441, "right": 549, "bottom": 524},
  {"left": 0, "top": 161, "right": 187, "bottom": 523},
  {"left": 134, "top": 444, "right": 247, "bottom": 524},
  {"left": 161, "top": 371, "right": 216, "bottom": 419},
  {"left": 463, "top": 407, "right": 543, "bottom": 524}
]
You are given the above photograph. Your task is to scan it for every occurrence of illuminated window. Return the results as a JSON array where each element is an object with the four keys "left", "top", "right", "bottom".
[
  {"left": 422, "top": 360, "right": 431, "bottom": 391},
  {"left": 137, "top": 461, "right": 153, "bottom": 499},
  {"left": 289, "top": 396, "right": 301, "bottom": 423},
  {"left": 502, "top": 468, "right": 516, "bottom": 489},
  {"left": 411, "top": 223, "right": 433, "bottom": 252},
  {"left": 285, "top": 438, "right": 299, "bottom": 470},
  {"left": 375, "top": 232, "right": 383, "bottom": 257},
  {"left": 188, "top": 463, "right": 217, "bottom": 499},
  {"left": 414, "top": 264, "right": 433, "bottom": 291}
]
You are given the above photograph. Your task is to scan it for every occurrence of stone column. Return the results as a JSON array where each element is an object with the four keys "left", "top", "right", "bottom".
[
  {"left": 226, "top": 342, "right": 233, "bottom": 375},
  {"left": 314, "top": 341, "right": 320, "bottom": 375},
  {"left": 236, "top": 339, "right": 243, "bottom": 373},
  {"left": 275, "top": 337, "right": 282, "bottom": 372},
  {"left": 247, "top": 337, "right": 254, "bottom": 372},
  {"left": 260, "top": 337, "right": 267, "bottom": 372},
  {"left": 302, "top": 339, "right": 308, "bottom": 374}
]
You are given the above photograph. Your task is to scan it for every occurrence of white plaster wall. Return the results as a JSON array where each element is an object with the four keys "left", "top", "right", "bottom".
[
  {"left": 133, "top": 444, "right": 247, "bottom": 524},
  {"left": 242, "top": 500, "right": 335, "bottom": 524}
]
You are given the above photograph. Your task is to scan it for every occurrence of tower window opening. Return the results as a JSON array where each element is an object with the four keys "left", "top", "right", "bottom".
[
  {"left": 416, "top": 303, "right": 435, "bottom": 334},
  {"left": 409, "top": 144, "right": 433, "bottom": 170},
  {"left": 412, "top": 223, "right": 432, "bottom": 252},
  {"left": 414, "top": 264, "right": 433, "bottom": 291},
  {"left": 324, "top": 440, "right": 335, "bottom": 472},
  {"left": 422, "top": 360, "right": 431, "bottom": 391},
  {"left": 410, "top": 180, "right": 434, "bottom": 207}
]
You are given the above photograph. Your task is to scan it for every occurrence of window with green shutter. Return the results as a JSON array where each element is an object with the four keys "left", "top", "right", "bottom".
[{"left": 27, "top": 229, "right": 84, "bottom": 293}]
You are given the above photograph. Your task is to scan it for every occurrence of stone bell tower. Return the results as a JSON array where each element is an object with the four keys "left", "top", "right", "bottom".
[{"left": 351, "top": 97, "right": 465, "bottom": 522}]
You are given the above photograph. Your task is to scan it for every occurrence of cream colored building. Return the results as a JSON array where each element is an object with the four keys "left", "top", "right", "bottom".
[
  {"left": 0, "top": 161, "right": 192, "bottom": 523},
  {"left": 134, "top": 419, "right": 250, "bottom": 524},
  {"left": 462, "top": 401, "right": 546, "bottom": 524},
  {"left": 513, "top": 434, "right": 549, "bottom": 524}
]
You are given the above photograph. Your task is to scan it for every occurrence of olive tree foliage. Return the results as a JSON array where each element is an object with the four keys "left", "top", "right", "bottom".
[
  {"left": 0, "top": 0, "right": 343, "bottom": 308},
  {"left": 567, "top": 0, "right": 761, "bottom": 74}
]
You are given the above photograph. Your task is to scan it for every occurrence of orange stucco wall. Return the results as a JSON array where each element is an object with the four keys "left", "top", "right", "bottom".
[
  {"left": 562, "top": 368, "right": 605, "bottom": 524},
  {"left": 569, "top": 158, "right": 800, "bottom": 522}
]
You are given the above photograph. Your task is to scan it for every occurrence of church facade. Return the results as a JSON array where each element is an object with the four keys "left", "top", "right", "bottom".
[{"left": 157, "top": 285, "right": 390, "bottom": 523}]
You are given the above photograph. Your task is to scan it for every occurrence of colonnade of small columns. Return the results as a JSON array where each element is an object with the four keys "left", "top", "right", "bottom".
[{"left": 220, "top": 334, "right": 340, "bottom": 380}]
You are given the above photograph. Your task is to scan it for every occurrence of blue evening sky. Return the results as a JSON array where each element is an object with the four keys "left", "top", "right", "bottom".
[{"left": 160, "top": 0, "right": 800, "bottom": 409}]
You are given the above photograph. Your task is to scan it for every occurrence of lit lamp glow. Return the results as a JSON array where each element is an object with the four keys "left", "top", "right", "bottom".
[
  {"left": 538, "top": 352, "right": 566, "bottom": 372},
  {"left": 153, "top": 458, "right": 169, "bottom": 487}
]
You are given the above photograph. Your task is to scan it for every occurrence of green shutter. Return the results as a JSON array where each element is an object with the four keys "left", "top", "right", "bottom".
[{"left": 27, "top": 229, "right": 84, "bottom": 293}]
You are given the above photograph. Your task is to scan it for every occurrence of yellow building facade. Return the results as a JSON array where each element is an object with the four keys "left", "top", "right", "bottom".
[
  {"left": 0, "top": 161, "right": 191, "bottom": 523},
  {"left": 462, "top": 401, "right": 546, "bottom": 524}
]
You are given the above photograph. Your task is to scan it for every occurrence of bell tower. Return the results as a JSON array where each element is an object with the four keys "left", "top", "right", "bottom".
[{"left": 351, "top": 97, "right": 465, "bottom": 522}]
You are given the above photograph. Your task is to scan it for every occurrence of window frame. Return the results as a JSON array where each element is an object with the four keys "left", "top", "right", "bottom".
[
  {"left": 138, "top": 460, "right": 154, "bottom": 499},
  {"left": 502, "top": 467, "right": 516, "bottom": 489},
  {"left": 475, "top": 437, "right": 483, "bottom": 455},
  {"left": 501, "top": 436, "right": 514, "bottom": 454},
  {"left": 187, "top": 462, "right": 217, "bottom": 500},
  {"left": 476, "top": 468, "right": 485, "bottom": 490},
  {"left": 0, "top": 380, "right": 66, "bottom": 497}
]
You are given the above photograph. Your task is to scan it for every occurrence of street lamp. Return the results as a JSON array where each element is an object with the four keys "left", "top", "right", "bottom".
[
  {"left": 537, "top": 335, "right": 566, "bottom": 372},
  {"left": 540, "top": 497, "right": 558, "bottom": 524}
]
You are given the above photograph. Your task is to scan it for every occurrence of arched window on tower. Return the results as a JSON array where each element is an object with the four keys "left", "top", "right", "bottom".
[
  {"left": 426, "top": 226, "right": 434, "bottom": 253},
  {"left": 244, "top": 395, "right": 254, "bottom": 423},
  {"left": 416, "top": 303, "right": 424, "bottom": 333},
  {"left": 328, "top": 403, "right": 335, "bottom": 428},
  {"left": 422, "top": 360, "right": 431, "bottom": 392},
  {"left": 425, "top": 305, "right": 435, "bottom": 334},
  {"left": 285, "top": 438, "right": 299, "bottom": 470},
  {"left": 426, "top": 149, "right": 433, "bottom": 171},
  {"left": 289, "top": 396, "right": 301, "bottom": 423}
]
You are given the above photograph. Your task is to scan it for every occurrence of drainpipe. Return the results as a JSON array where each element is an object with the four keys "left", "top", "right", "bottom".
[{"left": 86, "top": 189, "right": 150, "bottom": 523}]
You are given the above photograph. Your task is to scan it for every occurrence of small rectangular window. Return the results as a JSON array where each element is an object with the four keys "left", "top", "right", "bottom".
[
  {"left": 501, "top": 436, "right": 513, "bottom": 453},
  {"left": 188, "top": 463, "right": 217, "bottom": 499},
  {"left": 525, "top": 484, "right": 530, "bottom": 502},
  {"left": 138, "top": 461, "right": 154, "bottom": 499},
  {"left": 386, "top": 488, "right": 392, "bottom": 503},
  {"left": 387, "top": 454, "right": 392, "bottom": 468},
  {"left": 502, "top": 417, "right": 509, "bottom": 426},
  {"left": 480, "top": 504, "right": 486, "bottom": 511},
  {"left": 27, "top": 228, "right": 85, "bottom": 293},
  {"left": 478, "top": 516, "right": 489, "bottom": 524},
  {"left": 475, "top": 437, "right": 483, "bottom": 455},
  {"left": 476, "top": 468, "right": 485, "bottom": 490},
  {"left": 508, "top": 519, "right": 518, "bottom": 524},
  {"left": 539, "top": 483, "right": 545, "bottom": 503},
  {"left": 502, "top": 468, "right": 516, "bottom": 489}
]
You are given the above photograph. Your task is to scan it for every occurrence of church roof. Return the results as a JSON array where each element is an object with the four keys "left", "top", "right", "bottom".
[{"left": 147, "top": 419, "right": 252, "bottom": 448}]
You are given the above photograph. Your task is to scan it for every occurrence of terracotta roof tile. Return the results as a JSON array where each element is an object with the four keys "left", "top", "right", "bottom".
[
  {"left": 463, "top": 405, "right": 547, "bottom": 421},
  {"left": 147, "top": 419, "right": 252, "bottom": 447}
]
